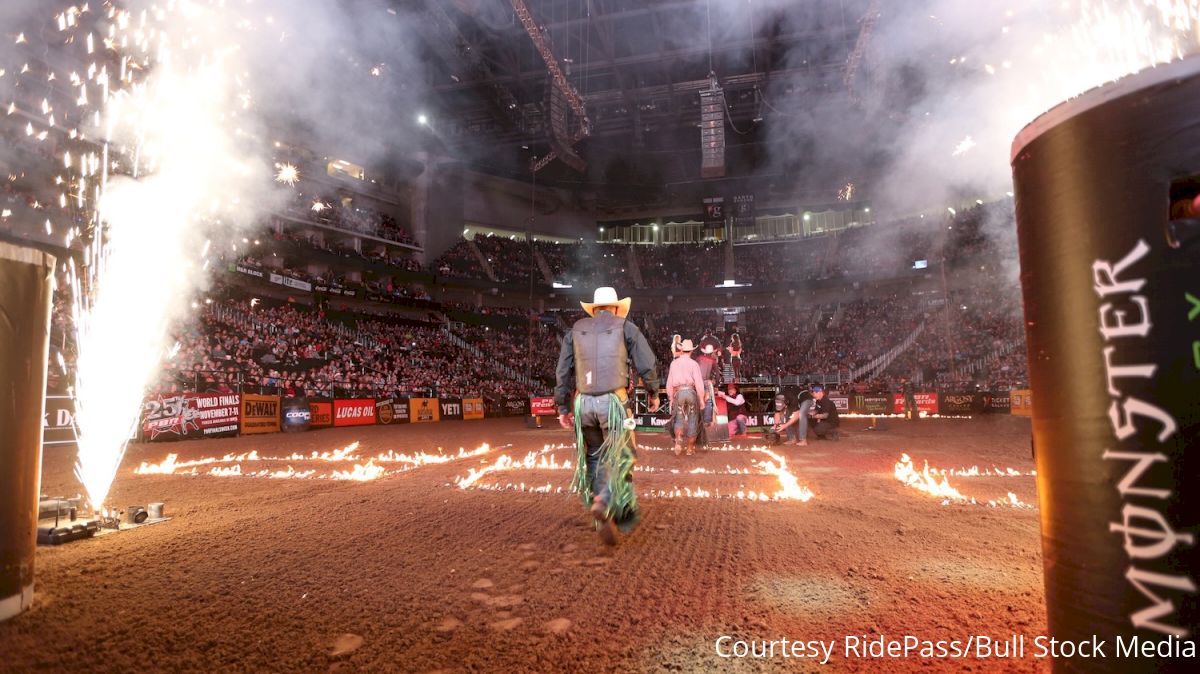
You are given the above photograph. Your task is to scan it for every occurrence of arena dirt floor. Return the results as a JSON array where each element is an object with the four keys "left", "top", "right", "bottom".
[{"left": 1, "top": 415, "right": 1048, "bottom": 673}]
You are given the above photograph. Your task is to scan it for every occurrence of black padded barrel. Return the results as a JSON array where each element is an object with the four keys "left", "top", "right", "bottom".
[
  {"left": 1011, "top": 58, "right": 1200, "bottom": 671},
  {"left": 0, "top": 242, "right": 55, "bottom": 622}
]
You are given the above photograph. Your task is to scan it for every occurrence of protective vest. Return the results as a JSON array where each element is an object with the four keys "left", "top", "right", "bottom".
[
  {"left": 725, "top": 394, "right": 745, "bottom": 417},
  {"left": 572, "top": 313, "right": 629, "bottom": 394}
]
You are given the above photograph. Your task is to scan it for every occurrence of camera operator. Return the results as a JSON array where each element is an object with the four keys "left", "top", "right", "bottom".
[{"left": 771, "top": 384, "right": 814, "bottom": 447}]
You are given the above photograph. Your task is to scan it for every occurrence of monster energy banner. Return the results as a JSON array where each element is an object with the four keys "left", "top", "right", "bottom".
[
  {"left": 1011, "top": 59, "right": 1200, "bottom": 670},
  {"left": 851, "top": 394, "right": 891, "bottom": 415}
]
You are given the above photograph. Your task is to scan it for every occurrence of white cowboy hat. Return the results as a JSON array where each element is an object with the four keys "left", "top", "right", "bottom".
[
  {"left": 678, "top": 339, "right": 696, "bottom": 352},
  {"left": 580, "top": 286, "right": 632, "bottom": 318}
]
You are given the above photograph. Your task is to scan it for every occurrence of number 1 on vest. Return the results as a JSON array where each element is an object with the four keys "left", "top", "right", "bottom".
[{"left": 585, "top": 371, "right": 593, "bottom": 386}]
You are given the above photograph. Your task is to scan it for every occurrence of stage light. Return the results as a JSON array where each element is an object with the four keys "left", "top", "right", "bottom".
[{"left": 417, "top": 114, "right": 428, "bottom": 125}]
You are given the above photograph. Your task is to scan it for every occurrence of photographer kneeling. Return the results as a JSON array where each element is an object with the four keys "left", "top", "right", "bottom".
[{"left": 808, "top": 385, "right": 840, "bottom": 441}]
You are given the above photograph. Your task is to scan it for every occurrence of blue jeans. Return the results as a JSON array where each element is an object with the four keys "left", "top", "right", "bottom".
[
  {"left": 787, "top": 400, "right": 813, "bottom": 442},
  {"left": 578, "top": 393, "right": 620, "bottom": 505},
  {"left": 670, "top": 386, "right": 701, "bottom": 444}
]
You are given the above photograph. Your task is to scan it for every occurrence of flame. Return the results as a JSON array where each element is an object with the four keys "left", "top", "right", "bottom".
[
  {"left": 131, "top": 442, "right": 499, "bottom": 482},
  {"left": 895, "top": 453, "right": 1035, "bottom": 509},
  {"left": 328, "top": 459, "right": 384, "bottom": 482},
  {"left": 455, "top": 443, "right": 813, "bottom": 503},
  {"left": 894, "top": 453, "right": 967, "bottom": 501}
]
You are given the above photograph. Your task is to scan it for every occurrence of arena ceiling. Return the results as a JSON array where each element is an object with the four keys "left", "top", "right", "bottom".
[{"left": 409, "top": 0, "right": 884, "bottom": 209}]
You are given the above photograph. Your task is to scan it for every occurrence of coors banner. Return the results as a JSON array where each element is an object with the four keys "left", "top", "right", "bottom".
[{"left": 1011, "top": 58, "right": 1200, "bottom": 671}]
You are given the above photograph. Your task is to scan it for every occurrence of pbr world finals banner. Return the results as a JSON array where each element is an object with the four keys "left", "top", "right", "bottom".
[{"left": 143, "top": 392, "right": 241, "bottom": 441}]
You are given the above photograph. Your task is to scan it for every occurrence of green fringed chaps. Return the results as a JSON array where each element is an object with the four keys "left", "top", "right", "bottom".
[{"left": 570, "top": 393, "right": 639, "bottom": 525}]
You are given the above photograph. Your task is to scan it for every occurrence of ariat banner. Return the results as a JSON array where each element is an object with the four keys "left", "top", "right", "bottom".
[
  {"left": 893, "top": 392, "right": 939, "bottom": 414},
  {"left": 440, "top": 398, "right": 464, "bottom": 421},
  {"left": 309, "top": 400, "right": 334, "bottom": 428},
  {"left": 240, "top": 394, "right": 280, "bottom": 435},
  {"left": 463, "top": 398, "right": 485, "bottom": 420},
  {"left": 530, "top": 396, "right": 556, "bottom": 416},
  {"left": 411, "top": 397, "right": 441, "bottom": 423},
  {"left": 333, "top": 399, "right": 376, "bottom": 427},
  {"left": 143, "top": 393, "right": 242, "bottom": 441}
]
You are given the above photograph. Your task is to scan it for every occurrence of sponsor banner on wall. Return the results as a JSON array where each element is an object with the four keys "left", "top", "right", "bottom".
[
  {"left": 732, "top": 194, "right": 755, "bottom": 228},
  {"left": 440, "top": 398, "right": 464, "bottom": 421},
  {"left": 392, "top": 398, "right": 411, "bottom": 423},
  {"left": 892, "top": 392, "right": 939, "bottom": 414},
  {"left": 703, "top": 196, "right": 725, "bottom": 228},
  {"left": 143, "top": 392, "right": 242, "bottom": 441},
  {"left": 268, "top": 272, "right": 312, "bottom": 292},
  {"left": 503, "top": 398, "right": 530, "bottom": 416},
  {"left": 1010, "top": 389, "right": 1033, "bottom": 417},
  {"left": 235, "top": 263, "right": 264, "bottom": 278},
  {"left": 636, "top": 411, "right": 776, "bottom": 430},
  {"left": 988, "top": 391, "right": 1011, "bottom": 413},
  {"left": 309, "top": 399, "right": 334, "bottom": 427},
  {"left": 463, "top": 398, "right": 484, "bottom": 420},
  {"left": 829, "top": 395, "right": 850, "bottom": 412},
  {"left": 852, "top": 394, "right": 892, "bottom": 414},
  {"left": 374, "top": 398, "right": 398, "bottom": 425},
  {"left": 44, "top": 395, "right": 77, "bottom": 446},
  {"left": 241, "top": 394, "right": 280, "bottom": 434},
  {"left": 411, "top": 397, "right": 441, "bottom": 423},
  {"left": 333, "top": 398, "right": 376, "bottom": 427},
  {"left": 530, "top": 396, "right": 556, "bottom": 416},
  {"left": 939, "top": 393, "right": 979, "bottom": 415}
]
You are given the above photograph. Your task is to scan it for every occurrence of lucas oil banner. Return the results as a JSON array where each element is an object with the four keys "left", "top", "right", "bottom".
[
  {"left": 144, "top": 393, "right": 242, "bottom": 441},
  {"left": 333, "top": 399, "right": 376, "bottom": 427}
]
